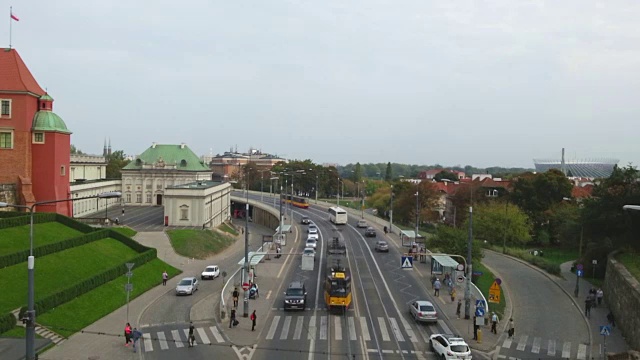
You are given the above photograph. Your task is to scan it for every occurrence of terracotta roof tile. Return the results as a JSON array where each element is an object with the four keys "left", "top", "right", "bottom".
[{"left": 0, "top": 48, "right": 45, "bottom": 94}]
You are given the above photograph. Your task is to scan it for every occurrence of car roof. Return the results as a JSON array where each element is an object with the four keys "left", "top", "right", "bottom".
[
  {"left": 367, "top": 227, "right": 375, "bottom": 230},
  {"left": 304, "top": 247, "right": 315, "bottom": 251},
  {"left": 415, "top": 300, "right": 434, "bottom": 306},
  {"left": 205, "top": 265, "right": 218, "bottom": 268},
  {"left": 288, "top": 280, "right": 305, "bottom": 288}
]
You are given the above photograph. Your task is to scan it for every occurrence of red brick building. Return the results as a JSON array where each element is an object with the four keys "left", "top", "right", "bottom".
[{"left": 0, "top": 48, "right": 72, "bottom": 215}]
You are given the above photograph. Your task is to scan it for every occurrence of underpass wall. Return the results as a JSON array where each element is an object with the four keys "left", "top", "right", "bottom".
[
  {"left": 604, "top": 253, "right": 640, "bottom": 351},
  {"left": 230, "top": 195, "right": 280, "bottom": 232}
]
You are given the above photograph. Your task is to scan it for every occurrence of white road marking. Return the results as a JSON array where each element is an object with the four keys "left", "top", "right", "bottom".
[
  {"left": 382, "top": 349, "right": 394, "bottom": 354},
  {"left": 157, "top": 331, "right": 169, "bottom": 350},
  {"left": 293, "top": 316, "right": 304, "bottom": 340},
  {"left": 334, "top": 316, "right": 343, "bottom": 341},
  {"left": 266, "top": 315, "right": 280, "bottom": 340},
  {"left": 360, "top": 317, "right": 371, "bottom": 341},
  {"left": 320, "top": 316, "right": 327, "bottom": 340},
  {"left": 389, "top": 317, "right": 404, "bottom": 342},
  {"left": 378, "top": 317, "right": 390, "bottom": 341},
  {"left": 348, "top": 316, "right": 357, "bottom": 340},
  {"left": 437, "top": 319, "right": 452, "bottom": 335},
  {"left": 562, "top": 342, "right": 572, "bottom": 359},
  {"left": 210, "top": 326, "right": 224, "bottom": 343},
  {"left": 547, "top": 339, "right": 556, "bottom": 356},
  {"left": 502, "top": 337, "right": 512, "bottom": 349},
  {"left": 197, "top": 327, "right": 210, "bottom": 345},
  {"left": 266, "top": 290, "right": 272, "bottom": 299},
  {"left": 182, "top": 329, "right": 197, "bottom": 346},
  {"left": 577, "top": 344, "right": 587, "bottom": 360},
  {"left": 308, "top": 315, "right": 316, "bottom": 340},
  {"left": 516, "top": 334, "right": 528, "bottom": 351},
  {"left": 531, "top": 337, "right": 541, "bottom": 353},
  {"left": 171, "top": 330, "right": 183, "bottom": 348},
  {"left": 143, "top": 332, "right": 153, "bottom": 352},
  {"left": 399, "top": 316, "right": 417, "bottom": 343},
  {"left": 280, "top": 316, "right": 292, "bottom": 340}
]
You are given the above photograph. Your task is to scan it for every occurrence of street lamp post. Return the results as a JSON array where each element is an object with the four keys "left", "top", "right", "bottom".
[
  {"left": 337, "top": 178, "right": 341, "bottom": 206},
  {"left": 465, "top": 206, "right": 473, "bottom": 319},
  {"left": 415, "top": 190, "right": 420, "bottom": 241},
  {"left": 502, "top": 201, "right": 508, "bottom": 254},
  {"left": 389, "top": 185, "right": 394, "bottom": 234},
  {"left": 0, "top": 191, "right": 122, "bottom": 360},
  {"left": 243, "top": 173, "right": 250, "bottom": 318}
]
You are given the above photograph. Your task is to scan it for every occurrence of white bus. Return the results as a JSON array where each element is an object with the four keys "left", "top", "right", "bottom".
[{"left": 328, "top": 206, "right": 348, "bottom": 225}]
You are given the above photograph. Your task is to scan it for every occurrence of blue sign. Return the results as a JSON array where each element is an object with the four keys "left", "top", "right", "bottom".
[
  {"left": 475, "top": 307, "right": 485, "bottom": 317},
  {"left": 472, "top": 271, "right": 483, "bottom": 276},
  {"left": 600, "top": 326, "right": 611, "bottom": 336},
  {"left": 576, "top": 269, "right": 584, "bottom": 277},
  {"left": 401, "top": 256, "right": 413, "bottom": 269},
  {"left": 475, "top": 300, "right": 486, "bottom": 308}
]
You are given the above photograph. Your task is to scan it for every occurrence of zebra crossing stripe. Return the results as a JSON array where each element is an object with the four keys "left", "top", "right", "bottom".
[
  {"left": 516, "top": 335, "right": 528, "bottom": 351},
  {"left": 378, "top": 317, "right": 390, "bottom": 341},
  {"left": 399, "top": 316, "right": 417, "bottom": 343},
  {"left": 143, "top": 333, "right": 153, "bottom": 351},
  {"left": 334, "top": 316, "right": 343, "bottom": 341},
  {"left": 171, "top": 330, "right": 184, "bottom": 348},
  {"left": 547, "top": 339, "right": 556, "bottom": 356},
  {"left": 577, "top": 344, "right": 587, "bottom": 360},
  {"left": 182, "top": 329, "right": 196, "bottom": 346},
  {"left": 210, "top": 326, "right": 224, "bottom": 343},
  {"left": 531, "top": 337, "right": 541, "bottom": 353},
  {"left": 157, "top": 331, "right": 169, "bottom": 350},
  {"left": 320, "top": 316, "right": 327, "bottom": 340},
  {"left": 280, "top": 316, "right": 292, "bottom": 340},
  {"left": 197, "top": 327, "right": 211, "bottom": 345},
  {"left": 502, "top": 337, "right": 512, "bottom": 349},
  {"left": 437, "top": 319, "right": 453, "bottom": 335},
  {"left": 308, "top": 315, "right": 316, "bottom": 340},
  {"left": 360, "top": 317, "right": 371, "bottom": 341},
  {"left": 266, "top": 315, "right": 280, "bottom": 340},
  {"left": 293, "top": 316, "right": 304, "bottom": 340},
  {"left": 389, "top": 318, "right": 404, "bottom": 342},
  {"left": 348, "top": 317, "right": 357, "bottom": 340},
  {"left": 562, "top": 342, "right": 571, "bottom": 359}
]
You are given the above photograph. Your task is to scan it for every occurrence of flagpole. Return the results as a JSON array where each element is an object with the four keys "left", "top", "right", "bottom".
[{"left": 9, "top": 6, "right": 12, "bottom": 49}]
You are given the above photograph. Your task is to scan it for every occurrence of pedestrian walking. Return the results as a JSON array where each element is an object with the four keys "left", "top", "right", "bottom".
[
  {"left": 508, "top": 318, "right": 515, "bottom": 338},
  {"left": 450, "top": 287, "right": 456, "bottom": 303},
  {"left": 251, "top": 310, "right": 257, "bottom": 331},
  {"left": 607, "top": 311, "right": 616, "bottom": 327},
  {"left": 472, "top": 316, "right": 478, "bottom": 340},
  {"left": 596, "top": 288, "right": 604, "bottom": 307},
  {"left": 132, "top": 327, "right": 142, "bottom": 353},
  {"left": 188, "top": 322, "right": 195, "bottom": 347},
  {"left": 232, "top": 287, "right": 239, "bottom": 308},
  {"left": 491, "top": 312, "right": 499, "bottom": 334},
  {"left": 433, "top": 278, "right": 441, "bottom": 297},
  {"left": 229, "top": 308, "right": 237, "bottom": 329},
  {"left": 456, "top": 299, "right": 462, "bottom": 319},
  {"left": 162, "top": 271, "right": 168, "bottom": 286},
  {"left": 124, "top": 322, "right": 132, "bottom": 346},
  {"left": 585, "top": 297, "right": 592, "bottom": 318}
]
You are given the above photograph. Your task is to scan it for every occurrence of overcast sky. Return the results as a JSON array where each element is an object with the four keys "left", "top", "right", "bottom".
[{"left": 10, "top": 1, "right": 639, "bottom": 168}]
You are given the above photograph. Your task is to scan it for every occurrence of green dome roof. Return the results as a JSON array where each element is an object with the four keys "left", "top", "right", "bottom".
[
  {"left": 39, "top": 93, "right": 54, "bottom": 101},
  {"left": 32, "top": 111, "right": 72, "bottom": 134}
]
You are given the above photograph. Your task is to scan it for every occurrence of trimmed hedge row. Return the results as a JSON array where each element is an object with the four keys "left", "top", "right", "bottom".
[
  {"left": 19, "top": 248, "right": 157, "bottom": 320},
  {"left": 0, "top": 211, "right": 25, "bottom": 219},
  {"left": 0, "top": 213, "right": 56, "bottom": 230},
  {"left": 0, "top": 229, "right": 111, "bottom": 269},
  {"left": 107, "top": 229, "right": 151, "bottom": 253},
  {"left": 0, "top": 311, "right": 17, "bottom": 334},
  {"left": 53, "top": 213, "right": 96, "bottom": 234}
]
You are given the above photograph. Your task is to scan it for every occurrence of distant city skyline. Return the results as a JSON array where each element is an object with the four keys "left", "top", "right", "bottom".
[{"left": 11, "top": 1, "right": 639, "bottom": 169}]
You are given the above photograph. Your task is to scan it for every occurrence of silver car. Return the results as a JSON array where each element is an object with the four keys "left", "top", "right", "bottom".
[
  {"left": 375, "top": 240, "right": 389, "bottom": 252},
  {"left": 176, "top": 277, "right": 199, "bottom": 296},
  {"left": 409, "top": 300, "right": 437, "bottom": 323}
]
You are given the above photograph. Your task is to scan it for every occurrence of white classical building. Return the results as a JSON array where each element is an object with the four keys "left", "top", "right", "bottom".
[
  {"left": 164, "top": 180, "right": 232, "bottom": 227},
  {"left": 70, "top": 179, "right": 122, "bottom": 218},
  {"left": 69, "top": 154, "right": 107, "bottom": 182},
  {"left": 121, "top": 143, "right": 213, "bottom": 206}
]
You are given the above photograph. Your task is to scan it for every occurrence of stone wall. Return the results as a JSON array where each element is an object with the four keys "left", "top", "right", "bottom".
[
  {"left": 604, "top": 253, "right": 640, "bottom": 351},
  {"left": 0, "top": 184, "right": 16, "bottom": 210}
]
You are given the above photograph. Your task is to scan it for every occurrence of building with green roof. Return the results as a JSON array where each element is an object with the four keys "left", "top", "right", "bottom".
[{"left": 121, "top": 143, "right": 213, "bottom": 206}]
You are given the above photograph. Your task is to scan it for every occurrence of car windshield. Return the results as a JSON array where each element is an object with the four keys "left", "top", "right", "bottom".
[
  {"left": 178, "top": 279, "right": 193, "bottom": 286},
  {"left": 378, "top": 241, "right": 387, "bottom": 246},
  {"left": 450, "top": 344, "right": 469, "bottom": 353},
  {"left": 287, "top": 288, "right": 304, "bottom": 296},
  {"left": 307, "top": 239, "right": 315, "bottom": 243},
  {"left": 205, "top": 267, "right": 216, "bottom": 272},
  {"left": 419, "top": 305, "right": 434, "bottom": 311}
]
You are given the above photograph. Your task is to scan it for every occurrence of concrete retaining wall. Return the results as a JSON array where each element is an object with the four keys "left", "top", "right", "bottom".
[
  {"left": 0, "top": 184, "right": 16, "bottom": 211},
  {"left": 604, "top": 253, "right": 640, "bottom": 351}
]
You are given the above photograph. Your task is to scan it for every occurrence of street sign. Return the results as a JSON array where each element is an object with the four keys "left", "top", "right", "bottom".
[
  {"left": 456, "top": 275, "right": 465, "bottom": 283},
  {"left": 600, "top": 326, "right": 611, "bottom": 336},
  {"left": 488, "top": 281, "right": 501, "bottom": 304},
  {"left": 401, "top": 256, "right": 414, "bottom": 269},
  {"left": 475, "top": 307, "right": 485, "bottom": 317},
  {"left": 577, "top": 264, "right": 583, "bottom": 271},
  {"left": 494, "top": 278, "right": 502, "bottom": 285},
  {"left": 124, "top": 284, "right": 133, "bottom": 292},
  {"left": 475, "top": 300, "right": 486, "bottom": 308},
  {"left": 126, "top": 262, "right": 135, "bottom": 270},
  {"left": 126, "top": 271, "right": 133, "bottom": 278},
  {"left": 242, "top": 282, "right": 251, "bottom": 291},
  {"left": 456, "top": 264, "right": 465, "bottom": 271},
  {"left": 592, "top": 259, "right": 598, "bottom": 265},
  {"left": 472, "top": 271, "right": 483, "bottom": 276},
  {"left": 577, "top": 269, "right": 584, "bottom": 277}
]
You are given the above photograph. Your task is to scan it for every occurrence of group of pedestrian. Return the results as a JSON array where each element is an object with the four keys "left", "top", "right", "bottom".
[
  {"left": 228, "top": 287, "right": 258, "bottom": 331},
  {"left": 123, "top": 322, "right": 142, "bottom": 352}
]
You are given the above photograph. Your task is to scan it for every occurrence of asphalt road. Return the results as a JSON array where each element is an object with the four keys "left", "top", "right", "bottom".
[{"left": 483, "top": 251, "right": 590, "bottom": 360}]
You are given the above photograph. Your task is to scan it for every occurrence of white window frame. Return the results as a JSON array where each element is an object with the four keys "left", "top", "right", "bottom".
[
  {"left": 0, "top": 130, "right": 13, "bottom": 149},
  {"left": 180, "top": 205, "right": 189, "bottom": 220},
  {"left": 33, "top": 132, "right": 45, "bottom": 144},
  {"left": 0, "top": 99, "right": 11, "bottom": 118},
  {"left": 136, "top": 193, "right": 142, "bottom": 203}
]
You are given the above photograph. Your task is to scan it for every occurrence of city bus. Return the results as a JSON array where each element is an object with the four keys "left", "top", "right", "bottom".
[
  {"left": 324, "top": 237, "right": 351, "bottom": 311},
  {"left": 280, "top": 194, "right": 310, "bottom": 209},
  {"left": 328, "top": 206, "right": 348, "bottom": 225}
]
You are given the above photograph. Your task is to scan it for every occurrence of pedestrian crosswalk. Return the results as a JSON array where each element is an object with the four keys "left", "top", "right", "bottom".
[
  {"left": 141, "top": 315, "right": 450, "bottom": 353},
  {"left": 499, "top": 334, "right": 588, "bottom": 360}
]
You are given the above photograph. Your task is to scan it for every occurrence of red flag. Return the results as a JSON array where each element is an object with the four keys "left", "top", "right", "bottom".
[{"left": 10, "top": 13, "right": 19, "bottom": 21}]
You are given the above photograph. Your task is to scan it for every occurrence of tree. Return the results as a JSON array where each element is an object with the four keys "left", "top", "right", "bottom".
[
  {"left": 434, "top": 170, "right": 458, "bottom": 182},
  {"left": 392, "top": 181, "right": 441, "bottom": 225},
  {"left": 430, "top": 226, "right": 483, "bottom": 263},
  {"left": 471, "top": 201, "right": 532, "bottom": 247},
  {"left": 385, "top": 162, "right": 392, "bottom": 182},
  {"left": 352, "top": 163, "right": 363, "bottom": 182},
  {"left": 106, "top": 150, "right": 130, "bottom": 179},
  {"left": 70, "top": 144, "right": 84, "bottom": 155}
]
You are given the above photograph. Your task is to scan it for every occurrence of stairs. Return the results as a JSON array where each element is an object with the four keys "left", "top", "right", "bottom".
[{"left": 11, "top": 308, "right": 66, "bottom": 345}]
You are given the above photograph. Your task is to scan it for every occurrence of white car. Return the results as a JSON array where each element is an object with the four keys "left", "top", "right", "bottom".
[
  {"left": 409, "top": 300, "right": 437, "bottom": 323},
  {"left": 176, "top": 277, "right": 199, "bottom": 296},
  {"left": 429, "top": 334, "right": 472, "bottom": 360},
  {"left": 357, "top": 219, "right": 368, "bottom": 228},
  {"left": 308, "top": 226, "right": 318, "bottom": 235},
  {"left": 201, "top": 265, "right": 220, "bottom": 280},
  {"left": 305, "top": 238, "right": 317, "bottom": 249},
  {"left": 303, "top": 247, "right": 316, "bottom": 259}
]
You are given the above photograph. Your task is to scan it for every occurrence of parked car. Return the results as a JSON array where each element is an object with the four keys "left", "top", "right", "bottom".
[
  {"left": 374, "top": 240, "right": 389, "bottom": 252},
  {"left": 201, "top": 265, "right": 220, "bottom": 280},
  {"left": 284, "top": 281, "right": 307, "bottom": 311},
  {"left": 306, "top": 238, "right": 317, "bottom": 249},
  {"left": 301, "top": 216, "right": 310, "bottom": 224},
  {"left": 357, "top": 219, "right": 368, "bottom": 228},
  {"left": 365, "top": 227, "right": 377, "bottom": 237},
  {"left": 409, "top": 300, "right": 438, "bottom": 323},
  {"left": 429, "top": 334, "right": 472, "bottom": 360},
  {"left": 176, "top": 277, "right": 199, "bottom": 296}
]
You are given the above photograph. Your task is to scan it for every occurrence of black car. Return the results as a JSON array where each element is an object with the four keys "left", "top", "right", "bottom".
[
  {"left": 301, "top": 216, "right": 310, "bottom": 225},
  {"left": 365, "top": 227, "right": 377, "bottom": 237},
  {"left": 284, "top": 281, "right": 307, "bottom": 310}
]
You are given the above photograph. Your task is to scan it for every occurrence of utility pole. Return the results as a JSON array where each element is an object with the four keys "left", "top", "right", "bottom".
[
  {"left": 243, "top": 175, "right": 250, "bottom": 318},
  {"left": 389, "top": 185, "right": 394, "bottom": 234},
  {"left": 465, "top": 206, "right": 473, "bottom": 319},
  {"left": 415, "top": 190, "right": 419, "bottom": 241}
]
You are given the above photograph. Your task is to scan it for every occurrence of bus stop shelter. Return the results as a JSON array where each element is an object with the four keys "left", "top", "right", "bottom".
[
  {"left": 430, "top": 255, "right": 460, "bottom": 286},
  {"left": 238, "top": 251, "right": 268, "bottom": 283},
  {"left": 400, "top": 230, "right": 425, "bottom": 247}
]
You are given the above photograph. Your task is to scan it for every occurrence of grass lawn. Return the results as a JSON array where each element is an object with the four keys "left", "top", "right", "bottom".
[
  {"left": 167, "top": 229, "right": 235, "bottom": 259},
  {"left": 528, "top": 247, "right": 578, "bottom": 267},
  {"left": 616, "top": 252, "right": 640, "bottom": 280},
  {"left": 0, "top": 326, "right": 43, "bottom": 338},
  {"left": 218, "top": 223, "right": 238, "bottom": 236},
  {"left": 0, "top": 222, "right": 83, "bottom": 254},
  {"left": 474, "top": 262, "right": 506, "bottom": 319},
  {"left": 37, "top": 258, "right": 181, "bottom": 338},
  {"left": 0, "top": 238, "right": 139, "bottom": 314},
  {"left": 111, "top": 227, "right": 138, "bottom": 238}
]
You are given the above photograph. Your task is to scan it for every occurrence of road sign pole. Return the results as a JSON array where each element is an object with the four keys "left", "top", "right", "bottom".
[
  {"left": 575, "top": 264, "right": 582, "bottom": 297},
  {"left": 125, "top": 262, "right": 135, "bottom": 324},
  {"left": 603, "top": 334, "right": 606, "bottom": 360}
]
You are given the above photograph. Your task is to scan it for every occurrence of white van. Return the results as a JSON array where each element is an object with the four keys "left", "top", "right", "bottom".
[{"left": 357, "top": 220, "right": 367, "bottom": 228}]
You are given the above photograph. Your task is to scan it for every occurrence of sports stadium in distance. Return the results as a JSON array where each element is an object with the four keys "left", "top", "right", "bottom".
[{"left": 533, "top": 157, "right": 619, "bottom": 179}]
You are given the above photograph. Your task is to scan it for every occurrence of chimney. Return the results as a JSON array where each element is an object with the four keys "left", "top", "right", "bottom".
[{"left": 152, "top": 142, "right": 157, "bottom": 148}]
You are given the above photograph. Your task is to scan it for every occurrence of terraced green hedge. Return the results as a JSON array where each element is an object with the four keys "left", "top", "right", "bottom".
[
  {"left": 53, "top": 213, "right": 95, "bottom": 234},
  {"left": 0, "top": 213, "right": 56, "bottom": 230},
  {"left": 0, "top": 312, "right": 16, "bottom": 334}
]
